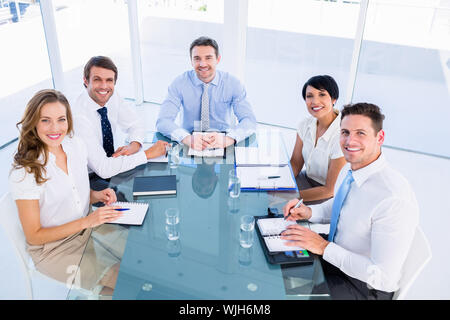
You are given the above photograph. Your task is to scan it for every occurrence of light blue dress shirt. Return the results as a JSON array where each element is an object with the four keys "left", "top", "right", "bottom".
[{"left": 156, "top": 70, "right": 257, "bottom": 143}]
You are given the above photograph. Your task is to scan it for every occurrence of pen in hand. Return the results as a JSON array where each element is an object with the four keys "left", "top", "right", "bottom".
[
  {"left": 115, "top": 208, "right": 130, "bottom": 212},
  {"left": 284, "top": 198, "right": 303, "bottom": 220},
  {"left": 165, "top": 144, "right": 171, "bottom": 157}
]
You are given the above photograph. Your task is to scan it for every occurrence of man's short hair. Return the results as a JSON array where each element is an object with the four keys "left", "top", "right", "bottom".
[
  {"left": 301, "top": 75, "right": 339, "bottom": 101},
  {"left": 189, "top": 36, "right": 220, "bottom": 58},
  {"left": 83, "top": 56, "right": 118, "bottom": 88},
  {"left": 341, "top": 102, "right": 385, "bottom": 133}
]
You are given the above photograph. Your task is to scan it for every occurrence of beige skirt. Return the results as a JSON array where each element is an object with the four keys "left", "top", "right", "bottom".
[{"left": 27, "top": 226, "right": 120, "bottom": 291}]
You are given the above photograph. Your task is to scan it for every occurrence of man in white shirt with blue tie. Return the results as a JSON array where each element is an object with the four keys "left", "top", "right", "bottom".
[
  {"left": 72, "top": 56, "right": 168, "bottom": 181},
  {"left": 282, "top": 103, "right": 419, "bottom": 300}
]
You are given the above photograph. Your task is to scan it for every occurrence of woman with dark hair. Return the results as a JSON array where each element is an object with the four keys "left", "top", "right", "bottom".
[
  {"left": 290, "top": 75, "right": 346, "bottom": 204},
  {"left": 9, "top": 89, "right": 123, "bottom": 295}
]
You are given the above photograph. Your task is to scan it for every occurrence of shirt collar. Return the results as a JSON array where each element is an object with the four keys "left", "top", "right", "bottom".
[
  {"left": 45, "top": 136, "right": 71, "bottom": 164},
  {"left": 321, "top": 109, "right": 341, "bottom": 141},
  {"left": 191, "top": 70, "right": 220, "bottom": 87},
  {"left": 83, "top": 89, "right": 109, "bottom": 112},
  {"left": 351, "top": 152, "right": 387, "bottom": 187},
  {"left": 306, "top": 108, "right": 340, "bottom": 142}
]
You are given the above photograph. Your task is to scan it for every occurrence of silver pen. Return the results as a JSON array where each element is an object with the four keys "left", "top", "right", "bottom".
[{"left": 284, "top": 198, "right": 303, "bottom": 220}]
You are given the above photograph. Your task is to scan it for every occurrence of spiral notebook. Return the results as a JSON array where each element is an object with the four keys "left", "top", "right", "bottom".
[
  {"left": 106, "top": 201, "right": 149, "bottom": 225},
  {"left": 257, "top": 218, "right": 306, "bottom": 252}
]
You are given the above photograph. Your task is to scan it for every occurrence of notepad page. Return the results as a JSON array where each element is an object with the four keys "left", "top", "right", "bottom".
[
  {"left": 188, "top": 147, "right": 224, "bottom": 157},
  {"left": 257, "top": 218, "right": 297, "bottom": 236},
  {"left": 264, "top": 237, "right": 305, "bottom": 253},
  {"left": 106, "top": 201, "right": 149, "bottom": 225},
  {"left": 187, "top": 132, "right": 225, "bottom": 157},
  {"left": 237, "top": 165, "right": 295, "bottom": 189}
]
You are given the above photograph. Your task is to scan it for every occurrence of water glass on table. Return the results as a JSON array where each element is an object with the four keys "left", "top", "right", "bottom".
[
  {"left": 240, "top": 215, "right": 255, "bottom": 248},
  {"left": 165, "top": 208, "right": 180, "bottom": 240},
  {"left": 228, "top": 169, "right": 241, "bottom": 198},
  {"left": 168, "top": 144, "right": 180, "bottom": 169}
]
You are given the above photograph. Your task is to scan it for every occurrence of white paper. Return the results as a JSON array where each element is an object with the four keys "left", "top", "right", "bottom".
[
  {"left": 258, "top": 218, "right": 309, "bottom": 253},
  {"left": 264, "top": 237, "right": 305, "bottom": 253},
  {"left": 188, "top": 147, "right": 224, "bottom": 157},
  {"left": 257, "top": 218, "right": 298, "bottom": 236},
  {"left": 105, "top": 201, "right": 149, "bottom": 225},
  {"left": 236, "top": 165, "right": 296, "bottom": 189}
]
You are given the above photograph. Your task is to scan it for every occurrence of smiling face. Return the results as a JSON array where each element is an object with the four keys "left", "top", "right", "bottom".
[
  {"left": 36, "top": 101, "right": 69, "bottom": 152},
  {"left": 305, "top": 85, "right": 336, "bottom": 120},
  {"left": 84, "top": 66, "right": 116, "bottom": 106},
  {"left": 191, "top": 45, "right": 221, "bottom": 83},
  {"left": 340, "top": 114, "right": 384, "bottom": 171}
]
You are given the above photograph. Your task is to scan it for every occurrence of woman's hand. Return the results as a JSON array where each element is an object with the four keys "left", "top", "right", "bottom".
[
  {"left": 91, "top": 188, "right": 117, "bottom": 205},
  {"left": 84, "top": 205, "right": 123, "bottom": 229}
]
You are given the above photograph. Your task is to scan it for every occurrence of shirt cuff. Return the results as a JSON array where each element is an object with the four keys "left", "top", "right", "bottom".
[
  {"left": 171, "top": 128, "right": 191, "bottom": 143},
  {"left": 226, "top": 128, "right": 254, "bottom": 144},
  {"left": 323, "top": 241, "right": 345, "bottom": 269}
]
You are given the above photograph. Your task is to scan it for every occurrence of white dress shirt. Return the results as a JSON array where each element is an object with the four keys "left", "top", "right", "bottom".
[
  {"left": 9, "top": 136, "right": 90, "bottom": 228},
  {"left": 309, "top": 153, "right": 419, "bottom": 292},
  {"left": 71, "top": 90, "right": 147, "bottom": 179},
  {"left": 296, "top": 110, "right": 343, "bottom": 185}
]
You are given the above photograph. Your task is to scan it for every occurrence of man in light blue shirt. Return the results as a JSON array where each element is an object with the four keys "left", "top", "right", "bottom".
[{"left": 156, "top": 36, "right": 256, "bottom": 150}]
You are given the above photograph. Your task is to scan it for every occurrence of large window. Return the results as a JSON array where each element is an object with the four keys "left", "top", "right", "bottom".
[
  {"left": 53, "top": 0, "right": 133, "bottom": 102},
  {"left": 0, "top": 0, "right": 53, "bottom": 146},
  {"left": 246, "top": 0, "right": 361, "bottom": 128},
  {"left": 352, "top": 0, "right": 450, "bottom": 157},
  {"left": 138, "top": 0, "right": 224, "bottom": 103}
]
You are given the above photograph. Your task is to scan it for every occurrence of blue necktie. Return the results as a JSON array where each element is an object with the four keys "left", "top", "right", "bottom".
[
  {"left": 97, "top": 107, "right": 114, "bottom": 157},
  {"left": 328, "top": 170, "right": 354, "bottom": 242}
]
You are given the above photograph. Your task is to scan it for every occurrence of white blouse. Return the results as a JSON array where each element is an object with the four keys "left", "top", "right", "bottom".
[
  {"left": 296, "top": 110, "right": 344, "bottom": 185},
  {"left": 9, "top": 136, "right": 90, "bottom": 228}
]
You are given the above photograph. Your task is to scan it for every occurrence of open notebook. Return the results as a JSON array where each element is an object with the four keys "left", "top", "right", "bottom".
[
  {"left": 237, "top": 165, "right": 296, "bottom": 189},
  {"left": 105, "top": 201, "right": 149, "bottom": 225},
  {"left": 257, "top": 218, "right": 307, "bottom": 252}
]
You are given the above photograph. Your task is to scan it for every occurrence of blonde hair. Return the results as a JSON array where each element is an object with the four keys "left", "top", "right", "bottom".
[{"left": 12, "top": 89, "right": 73, "bottom": 185}]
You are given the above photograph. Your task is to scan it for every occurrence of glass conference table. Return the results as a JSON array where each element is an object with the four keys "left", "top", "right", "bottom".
[{"left": 67, "top": 129, "right": 330, "bottom": 300}]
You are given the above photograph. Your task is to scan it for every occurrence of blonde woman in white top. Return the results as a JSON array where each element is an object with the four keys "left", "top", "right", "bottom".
[
  {"left": 9, "top": 89, "right": 124, "bottom": 294},
  {"left": 290, "top": 75, "right": 346, "bottom": 204}
]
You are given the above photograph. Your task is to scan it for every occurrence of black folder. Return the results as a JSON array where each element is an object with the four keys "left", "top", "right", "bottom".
[{"left": 133, "top": 175, "right": 177, "bottom": 196}]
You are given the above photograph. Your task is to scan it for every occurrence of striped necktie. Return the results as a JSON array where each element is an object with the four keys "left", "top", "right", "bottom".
[
  {"left": 97, "top": 107, "right": 114, "bottom": 157},
  {"left": 328, "top": 170, "right": 354, "bottom": 242},
  {"left": 200, "top": 83, "right": 210, "bottom": 131}
]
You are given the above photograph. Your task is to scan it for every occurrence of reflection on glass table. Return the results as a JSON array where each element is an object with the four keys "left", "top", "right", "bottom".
[{"left": 67, "top": 129, "right": 330, "bottom": 300}]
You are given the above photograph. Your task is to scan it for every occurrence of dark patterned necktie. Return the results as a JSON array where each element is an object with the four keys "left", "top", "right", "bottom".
[{"left": 97, "top": 107, "right": 114, "bottom": 157}]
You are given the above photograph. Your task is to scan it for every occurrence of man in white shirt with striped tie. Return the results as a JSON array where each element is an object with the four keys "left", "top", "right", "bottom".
[{"left": 282, "top": 103, "right": 419, "bottom": 300}]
